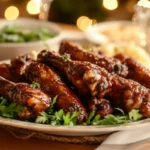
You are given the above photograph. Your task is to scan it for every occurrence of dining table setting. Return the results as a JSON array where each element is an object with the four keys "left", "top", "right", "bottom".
[{"left": 1, "top": 0, "right": 150, "bottom": 150}]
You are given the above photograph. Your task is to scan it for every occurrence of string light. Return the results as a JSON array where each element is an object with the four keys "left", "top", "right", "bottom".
[
  {"left": 137, "top": 0, "right": 150, "bottom": 8},
  {"left": 4, "top": 6, "right": 19, "bottom": 20},
  {"left": 26, "top": 0, "right": 41, "bottom": 15},
  {"left": 76, "top": 16, "right": 93, "bottom": 31},
  {"left": 103, "top": 0, "right": 118, "bottom": 10}
]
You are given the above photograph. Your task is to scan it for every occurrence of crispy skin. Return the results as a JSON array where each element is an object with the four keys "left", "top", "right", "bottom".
[
  {"left": 38, "top": 50, "right": 150, "bottom": 117},
  {"left": 0, "top": 76, "right": 51, "bottom": 118},
  {"left": 110, "top": 75, "right": 150, "bottom": 117},
  {"left": 25, "top": 62, "right": 88, "bottom": 124},
  {"left": 11, "top": 54, "right": 34, "bottom": 81},
  {"left": 88, "top": 97, "right": 113, "bottom": 117},
  {"left": 38, "top": 50, "right": 112, "bottom": 98},
  {"left": 59, "top": 41, "right": 128, "bottom": 77},
  {"left": 115, "top": 54, "right": 150, "bottom": 89},
  {"left": 0, "top": 63, "right": 15, "bottom": 81}
]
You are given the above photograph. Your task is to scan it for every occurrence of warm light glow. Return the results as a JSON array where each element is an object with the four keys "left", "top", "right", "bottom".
[
  {"left": 26, "top": 0, "right": 41, "bottom": 15},
  {"left": 76, "top": 16, "right": 92, "bottom": 31},
  {"left": 4, "top": 6, "right": 19, "bottom": 20},
  {"left": 103, "top": 0, "right": 118, "bottom": 10},
  {"left": 137, "top": 0, "right": 150, "bottom": 8}
]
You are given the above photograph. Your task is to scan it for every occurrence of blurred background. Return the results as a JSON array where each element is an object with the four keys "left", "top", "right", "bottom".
[{"left": 0, "top": 0, "right": 139, "bottom": 24}]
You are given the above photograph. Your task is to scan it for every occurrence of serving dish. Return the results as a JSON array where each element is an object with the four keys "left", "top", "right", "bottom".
[
  {"left": 0, "top": 59, "right": 150, "bottom": 136},
  {"left": 85, "top": 20, "right": 140, "bottom": 45},
  {"left": 0, "top": 18, "right": 62, "bottom": 60},
  {"left": 0, "top": 115, "right": 150, "bottom": 136}
]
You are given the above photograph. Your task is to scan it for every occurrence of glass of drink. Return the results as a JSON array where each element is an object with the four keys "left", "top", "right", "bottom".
[
  {"left": 39, "top": 0, "right": 54, "bottom": 21},
  {"left": 134, "top": 0, "right": 150, "bottom": 53}
]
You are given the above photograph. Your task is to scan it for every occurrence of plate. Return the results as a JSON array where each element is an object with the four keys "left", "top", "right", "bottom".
[
  {"left": 85, "top": 20, "right": 139, "bottom": 45},
  {"left": 1, "top": 61, "right": 150, "bottom": 136},
  {"left": 0, "top": 18, "right": 62, "bottom": 60},
  {"left": 0, "top": 116, "right": 150, "bottom": 136}
]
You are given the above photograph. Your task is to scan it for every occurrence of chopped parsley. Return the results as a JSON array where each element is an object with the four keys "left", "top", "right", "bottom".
[
  {"left": 82, "top": 45, "right": 95, "bottom": 52},
  {"left": 30, "top": 81, "right": 40, "bottom": 89},
  {"left": 62, "top": 53, "right": 71, "bottom": 62},
  {"left": 0, "top": 97, "right": 24, "bottom": 118},
  {"left": 36, "top": 96, "right": 80, "bottom": 125},
  {"left": 0, "top": 96, "right": 143, "bottom": 126}
]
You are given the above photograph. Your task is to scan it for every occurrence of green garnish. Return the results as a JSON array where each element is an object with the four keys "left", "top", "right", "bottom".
[
  {"left": 62, "top": 53, "right": 71, "bottom": 62},
  {"left": 36, "top": 109, "right": 80, "bottom": 126},
  {"left": 129, "top": 109, "right": 142, "bottom": 121},
  {"left": 0, "top": 25, "right": 57, "bottom": 43},
  {"left": 36, "top": 96, "right": 80, "bottom": 126},
  {"left": 83, "top": 108, "right": 142, "bottom": 126},
  {"left": 0, "top": 97, "right": 24, "bottom": 118},
  {"left": 0, "top": 96, "right": 143, "bottom": 126},
  {"left": 47, "top": 95, "right": 58, "bottom": 114},
  {"left": 30, "top": 81, "right": 40, "bottom": 89},
  {"left": 82, "top": 45, "right": 89, "bottom": 50},
  {"left": 82, "top": 45, "right": 95, "bottom": 52}
]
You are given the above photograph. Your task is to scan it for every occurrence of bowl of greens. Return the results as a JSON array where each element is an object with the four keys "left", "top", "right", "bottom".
[{"left": 0, "top": 18, "right": 62, "bottom": 60}]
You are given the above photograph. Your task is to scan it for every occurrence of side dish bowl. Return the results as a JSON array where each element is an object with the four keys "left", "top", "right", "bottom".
[
  {"left": 85, "top": 20, "right": 140, "bottom": 45},
  {"left": 0, "top": 18, "right": 62, "bottom": 60}
]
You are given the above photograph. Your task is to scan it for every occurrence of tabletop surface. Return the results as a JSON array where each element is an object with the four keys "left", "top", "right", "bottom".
[
  {"left": 0, "top": 127, "right": 98, "bottom": 150},
  {"left": 0, "top": 22, "right": 99, "bottom": 150}
]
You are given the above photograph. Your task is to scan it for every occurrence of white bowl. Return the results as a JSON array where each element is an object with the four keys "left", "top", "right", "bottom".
[
  {"left": 85, "top": 20, "right": 139, "bottom": 45},
  {"left": 0, "top": 18, "right": 62, "bottom": 60}
]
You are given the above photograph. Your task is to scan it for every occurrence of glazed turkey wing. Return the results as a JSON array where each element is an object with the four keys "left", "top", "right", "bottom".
[
  {"left": 110, "top": 75, "right": 150, "bottom": 117},
  {"left": 115, "top": 54, "right": 150, "bottom": 89},
  {"left": 88, "top": 97, "right": 113, "bottom": 117},
  {"left": 0, "top": 63, "right": 15, "bottom": 81},
  {"left": 38, "top": 50, "right": 112, "bottom": 98},
  {"left": 11, "top": 54, "right": 34, "bottom": 81},
  {"left": 25, "top": 62, "right": 88, "bottom": 124},
  {"left": 0, "top": 76, "right": 51, "bottom": 118},
  {"left": 59, "top": 41, "right": 128, "bottom": 77},
  {"left": 38, "top": 50, "right": 150, "bottom": 117}
]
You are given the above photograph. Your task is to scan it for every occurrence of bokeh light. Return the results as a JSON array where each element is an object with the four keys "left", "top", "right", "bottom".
[
  {"left": 137, "top": 0, "right": 150, "bottom": 8},
  {"left": 76, "top": 16, "right": 92, "bottom": 31},
  {"left": 5, "top": 6, "right": 19, "bottom": 20},
  {"left": 103, "top": 0, "right": 118, "bottom": 10},
  {"left": 26, "top": 0, "right": 41, "bottom": 15}
]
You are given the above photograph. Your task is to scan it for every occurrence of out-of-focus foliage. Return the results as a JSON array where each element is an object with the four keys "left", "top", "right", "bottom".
[{"left": 50, "top": 0, "right": 106, "bottom": 24}]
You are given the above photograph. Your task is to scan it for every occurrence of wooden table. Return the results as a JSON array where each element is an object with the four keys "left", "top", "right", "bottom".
[
  {"left": 0, "top": 23, "right": 99, "bottom": 150},
  {"left": 0, "top": 127, "right": 98, "bottom": 150}
]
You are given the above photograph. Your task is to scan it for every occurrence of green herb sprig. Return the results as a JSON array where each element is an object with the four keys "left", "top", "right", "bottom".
[
  {"left": 62, "top": 53, "right": 71, "bottom": 62},
  {"left": 30, "top": 81, "right": 40, "bottom": 89},
  {"left": 82, "top": 45, "right": 94, "bottom": 52},
  {"left": 36, "top": 96, "right": 80, "bottom": 126},
  {"left": 83, "top": 108, "right": 142, "bottom": 126},
  {"left": 0, "top": 96, "right": 143, "bottom": 126},
  {"left": 0, "top": 97, "right": 24, "bottom": 118}
]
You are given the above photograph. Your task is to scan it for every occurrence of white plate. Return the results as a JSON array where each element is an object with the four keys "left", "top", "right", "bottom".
[
  {"left": 1, "top": 61, "right": 150, "bottom": 136},
  {"left": 0, "top": 18, "right": 62, "bottom": 60},
  {"left": 85, "top": 20, "right": 139, "bottom": 45},
  {"left": 0, "top": 116, "right": 150, "bottom": 136}
]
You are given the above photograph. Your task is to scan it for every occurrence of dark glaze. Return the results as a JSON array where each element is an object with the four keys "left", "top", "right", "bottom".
[
  {"left": 115, "top": 54, "right": 150, "bottom": 89},
  {"left": 38, "top": 50, "right": 112, "bottom": 98},
  {"left": 0, "top": 76, "right": 51, "bottom": 118},
  {"left": 88, "top": 97, "right": 113, "bottom": 117},
  {"left": 25, "top": 62, "right": 88, "bottom": 124},
  {"left": 11, "top": 54, "right": 34, "bottom": 81},
  {"left": 0, "top": 63, "right": 15, "bottom": 81},
  {"left": 110, "top": 75, "right": 150, "bottom": 117},
  {"left": 59, "top": 41, "right": 128, "bottom": 77},
  {"left": 38, "top": 50, "right": 150, "bottom": 118}
]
